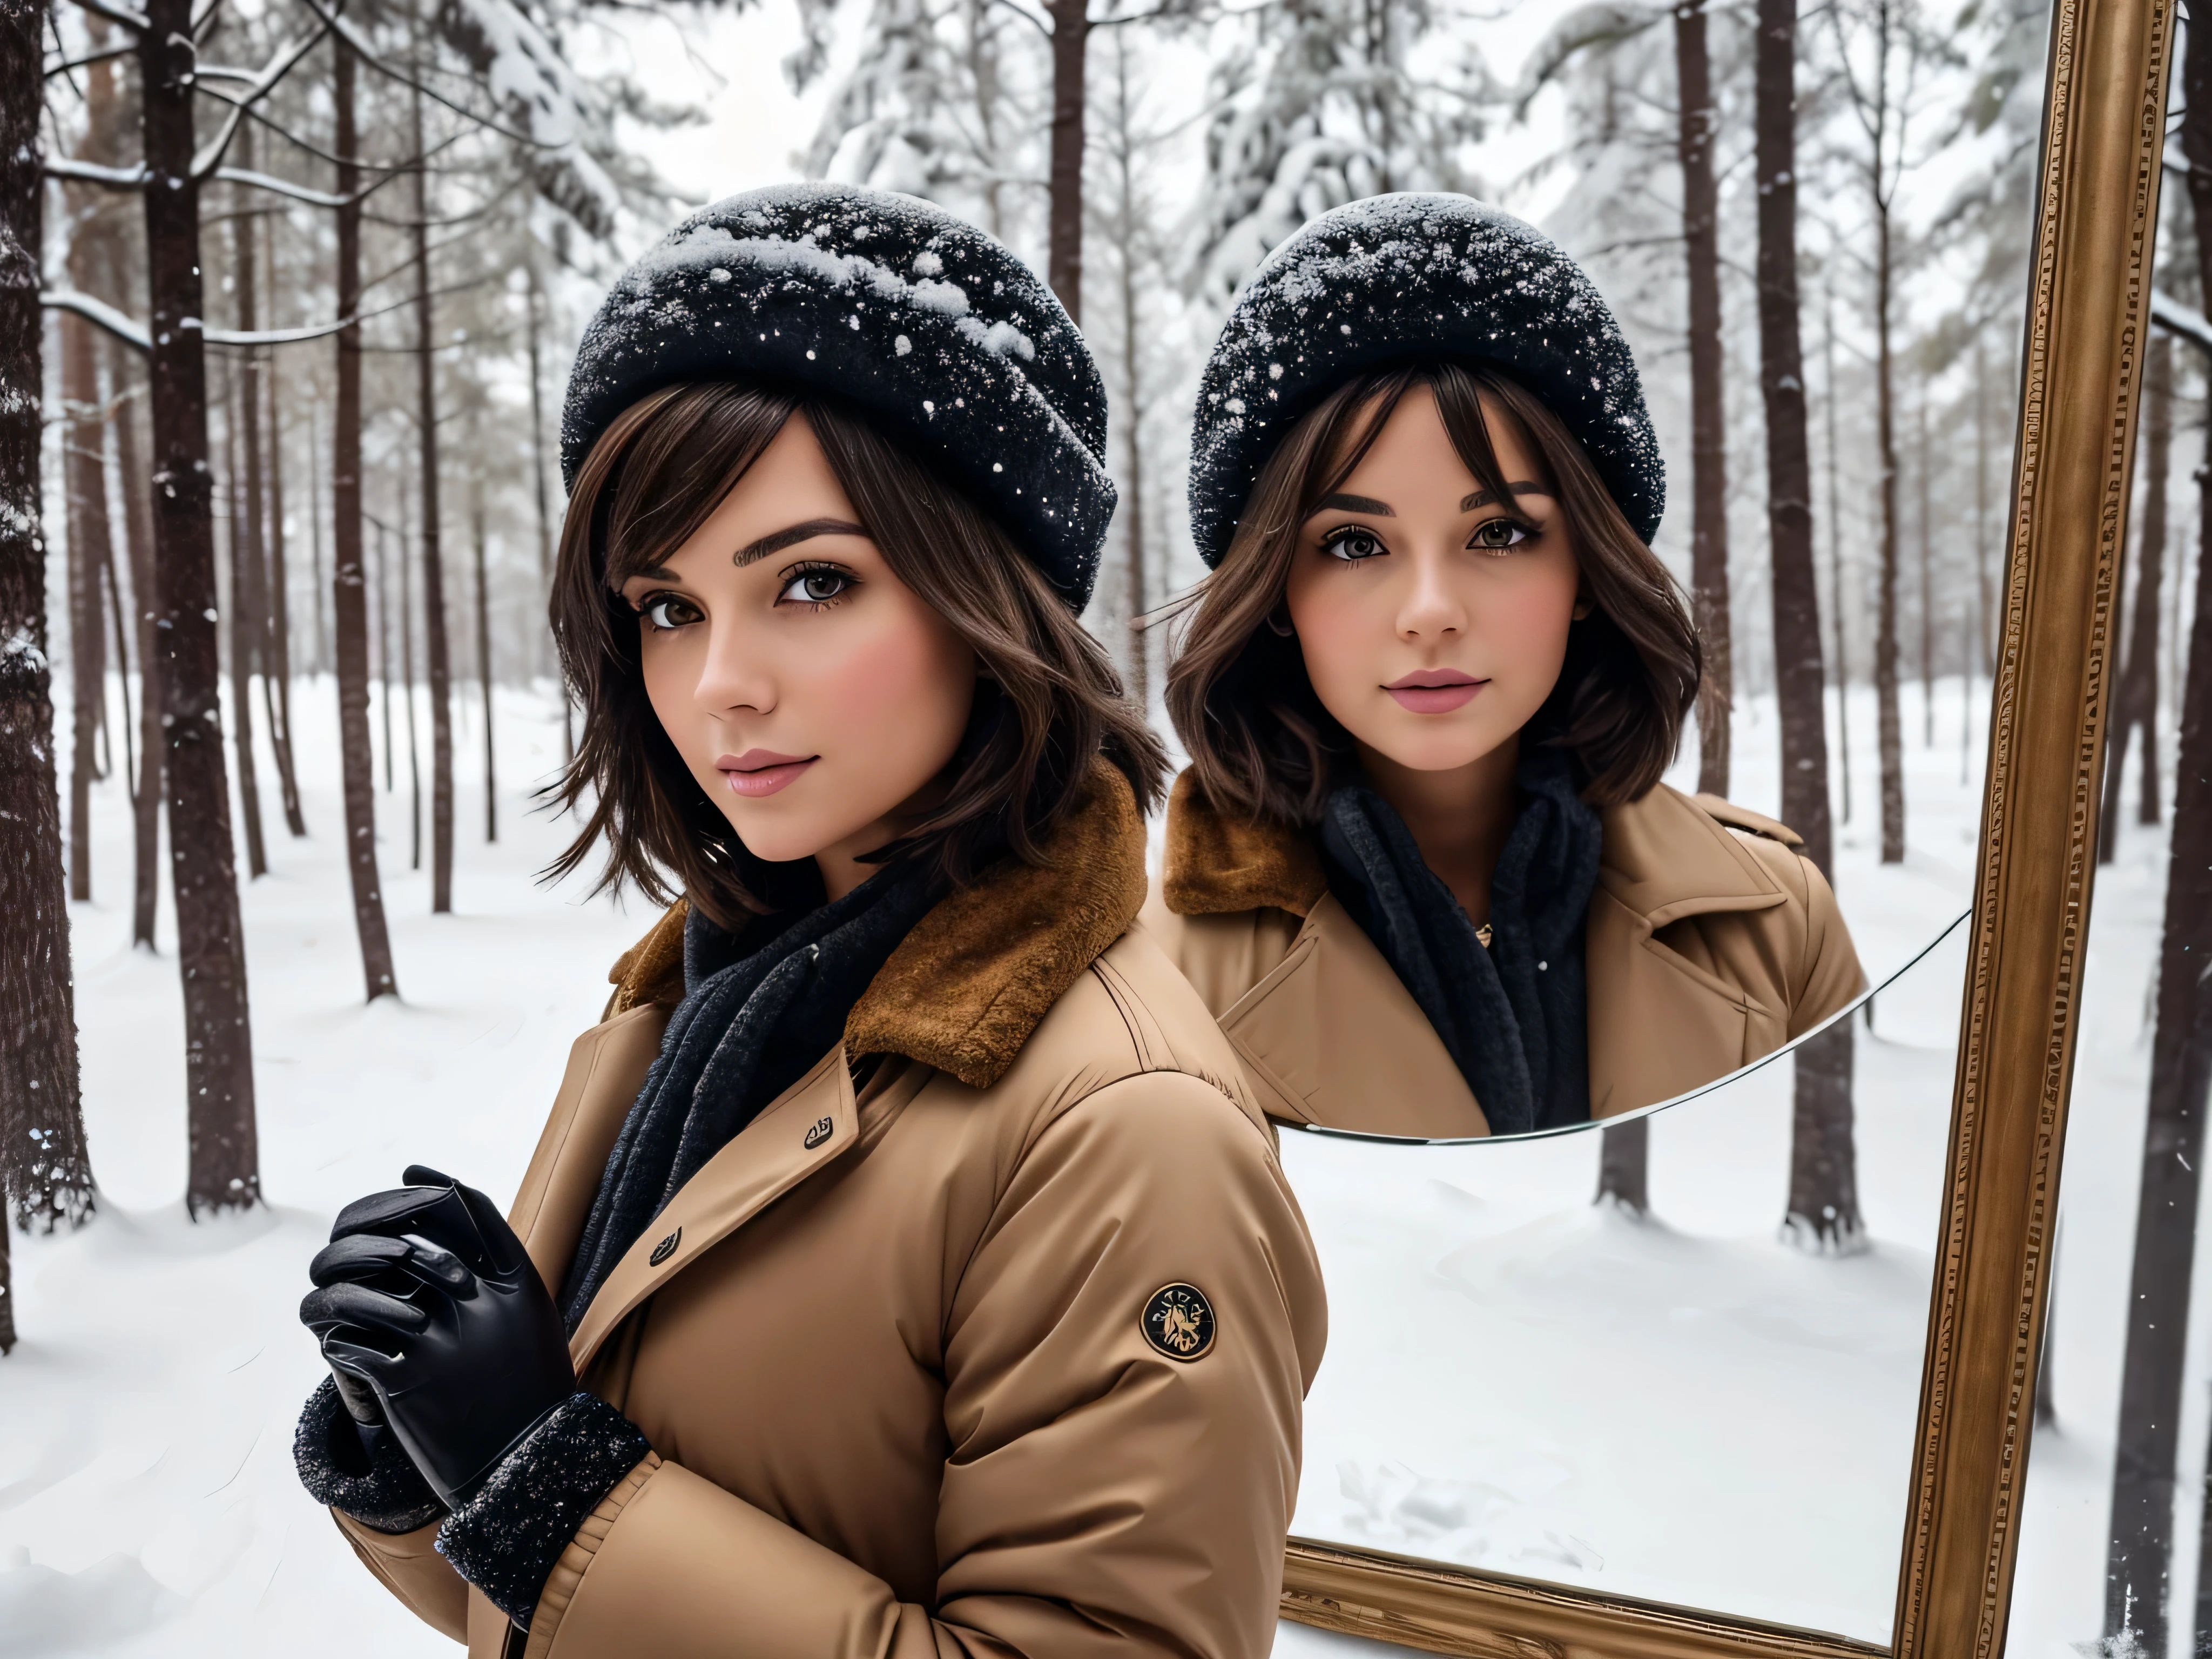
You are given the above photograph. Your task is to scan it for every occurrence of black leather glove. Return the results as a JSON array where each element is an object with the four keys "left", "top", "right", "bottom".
[{"left": 299, "top": 1166, "right": 576, "bottom": 1509}]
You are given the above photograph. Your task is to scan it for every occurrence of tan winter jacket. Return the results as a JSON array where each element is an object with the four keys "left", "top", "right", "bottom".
[
  {"left": 1143, "top": 770, "right": 1865, "bottom": 1137},
  {"left": 330, "top": 765, "right": 1328, "bottom": 1659}
]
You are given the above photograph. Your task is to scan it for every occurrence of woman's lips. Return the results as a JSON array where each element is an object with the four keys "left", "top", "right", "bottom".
[
  {"left": 717, "top": 750, "right": 817, "bottom": 799},
  {"left": 1383, "top": 672, "right": 1485, "bottom": 714}
]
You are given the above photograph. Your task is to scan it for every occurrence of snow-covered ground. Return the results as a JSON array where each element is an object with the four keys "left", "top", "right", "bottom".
[{"left": 0, "top": 670, "right": 2175, "bottom": 1655}]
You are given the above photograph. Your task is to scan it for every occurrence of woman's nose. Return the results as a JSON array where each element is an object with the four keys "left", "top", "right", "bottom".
[
  {"left": 1396, "top": 547, "right": 1467, "bottom": 638},
  {"left": 691, "top": 622, "right": 776, "bottom": 716}
]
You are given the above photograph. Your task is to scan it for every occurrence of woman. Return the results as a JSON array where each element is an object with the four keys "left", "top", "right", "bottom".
[
  {"left": 1149, "top": 194, "right": 1863, "bottom": 1139},
  {"left": 291, "top": 183, "right": 1325, "bottom": 1659}
]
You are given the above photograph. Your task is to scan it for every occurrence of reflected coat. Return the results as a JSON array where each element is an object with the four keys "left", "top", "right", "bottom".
[
  {"left": 328, "top": 767, "right": 1328, "bottom": 1658},
  {"left": 1143, "top": 771, "right": 1865, "bottom": 1138}
]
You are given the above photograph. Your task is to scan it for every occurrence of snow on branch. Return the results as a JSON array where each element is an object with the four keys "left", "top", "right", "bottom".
[
  {"left": 214, "top": 166, "right": 352, "bottom": 208},
  {"left": 42, "top": 290, "right": 149, "bottom": 352},
  {"left": 45, "top": 157, "right": 147, "bottom": 189},
  {"left": 2153, "top": 291, "right": 2212, "bottom": 359},
  {"left": 42, "top": 289, "right": 364, "bottom": 352}
]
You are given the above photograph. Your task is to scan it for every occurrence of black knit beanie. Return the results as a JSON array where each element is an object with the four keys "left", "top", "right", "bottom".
[
  {"left": 1187, "top": 192, "right": 1664, "bottom": 568},
  {"left": 562, "top": 184, "right": 1115, "bottom": 608}
]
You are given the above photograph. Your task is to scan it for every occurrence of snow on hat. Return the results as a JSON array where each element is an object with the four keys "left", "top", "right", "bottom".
[
  {"left": 1187, "top": 192, "right": 1664, "bottom": 567},
  {"left": 562, "top": 183, "right": 1115, "bottom": 606}
]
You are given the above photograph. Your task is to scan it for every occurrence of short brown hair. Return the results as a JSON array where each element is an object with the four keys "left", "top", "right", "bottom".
[
  {"left": 1164, "top": 361, "right": 1699, "bottom": 823},
  {"left": 547, "top": 381, "right": 1165, "bottom": 927}
]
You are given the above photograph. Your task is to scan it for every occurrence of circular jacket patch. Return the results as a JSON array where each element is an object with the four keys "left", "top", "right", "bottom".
[{"left": 1141, "top": 1283, "right": 1217, "bottom": 1361}]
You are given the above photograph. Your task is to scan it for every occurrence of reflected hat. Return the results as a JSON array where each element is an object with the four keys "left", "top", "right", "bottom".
[
  {"left": 561, "top": 183, "right": 1115, "bottom": 607},
  {"left": 1187, "top": 192, "right": 1664, "bottom": 567}
]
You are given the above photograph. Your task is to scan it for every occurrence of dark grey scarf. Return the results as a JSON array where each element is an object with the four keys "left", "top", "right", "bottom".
[
  {"left": 1319, "top": 745, "right": 1602, "bottom": 1135},
  {"left": 558, "top": 860, "right": 937, "bottom": 1330}
]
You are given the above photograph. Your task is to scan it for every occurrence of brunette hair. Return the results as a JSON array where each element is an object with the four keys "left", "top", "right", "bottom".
[
  {"left": 547, "top": 380, "right": 1165, "bottom": 927},
  {"left": 1165, "top": 361, "right": 1700, "bottom": 823}
]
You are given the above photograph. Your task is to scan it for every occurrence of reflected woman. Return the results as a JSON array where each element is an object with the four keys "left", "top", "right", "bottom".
[
  {"left": 292, "top": 185, "right": 1324, "bottom": 1659},
  {"left": 1148, "top": 195, "right": 1865, "bottom": 1138}
]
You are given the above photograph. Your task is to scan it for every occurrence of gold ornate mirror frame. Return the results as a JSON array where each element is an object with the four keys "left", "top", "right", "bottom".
[{"left": 1275, "top": 0, "right": 2175, "bottom": 1648}]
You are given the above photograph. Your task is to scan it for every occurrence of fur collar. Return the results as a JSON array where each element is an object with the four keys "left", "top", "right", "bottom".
[
  {"left": 1160, "top": 769, "right": 1329, "bottom": 919},
  {"left": 607, "top": 761, "right": 1149, "bottom": 1090},
  {"left": 1159, "top": 765, "right": 1804, "bottom": 925}
]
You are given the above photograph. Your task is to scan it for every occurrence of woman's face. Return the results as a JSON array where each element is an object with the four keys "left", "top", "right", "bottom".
[
  {"left": 1284, "top": 386, "right": 1586, "bottom": 777},
  {"left": 618, "top": 412, "right": 977, "bottom": 882}
]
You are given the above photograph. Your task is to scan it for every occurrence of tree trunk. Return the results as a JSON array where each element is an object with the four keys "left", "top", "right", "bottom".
[
  {"left": 472, "top": 476, "right": 494, "bottom": 842},
  {"left": 402, "top": 492, "right": 422, "bottom": 872},
  {"left": 2102, "top": 334, "right": 2169, "bottom": 858},
  {"left": 1677, "top": 0, "right": 1730, "bottom": 798},
  {"left": 64, "top": 312, "right": 109, "bottom": 903},
  {"left": 2107, "top": 58, "right": 2212, "bottom": 1643},
  {"left": 1977, "top": 335, "right": 1996, "bottom": 678},
  {"left": 0, "top": 0, "right": 95, "bottom": 1240},
  {"left": 332, "top": 39, "right": 396, "bottom": 1000},
  {"left": 111, "top": 328, "right": 159, "bottom": 949},
  {"left": 100, "top": 538, "right": 133, "bottom": 808},
  {"left": 523, "top": 266, "right": 555, "bottom": 670},
  {"left": 222, "top": 361, "right": 267, "bottom": 880},
  {"left": 265, "top": 365, "right": 301, "bottom": 834},
  {"left": 379, "top": 522, "right": 395, "bottom": 793},
  {"left": 1823, "top": 282, "right": 1852, "bottom": 824},
  {"left": 139, "top": 0, "right": 259, "bottom": 1215},
  {"left": 1918, "top": 388, "right": 1934, "bottom": 747},
  {"left": 409, "top": 81, "right": 454, "bottom": 913},
  {"left": 1111, "top": 45, "right": 1148, "bottom": 711},
  {"left": 1757, "top": 0, "right": 1859, "bottom": 1250},
  {"left": 233, "top": 126, "right": 301, "bottom": 840},
  {"left": 2103, "top": 396, "right": 2212, "bottom": 1657},
  {"left": 1046, "top": 0, "right": 1088, "bottom": 323},
  {"left": 1594, "top": 1116, "right": 1649, "bottom": 1214},
  {"left": 1873, "top": 159, "right": 1906, "bottom": 862},
  {"left": 0, "top": 1198, "right": 11, "bottom": 1354},
  {"left": 308, "top": 406, "right": 328, "bottom": 675}
]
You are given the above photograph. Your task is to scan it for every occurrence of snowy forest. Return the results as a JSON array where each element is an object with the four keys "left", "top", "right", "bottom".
[{"left": 1, "top": 0, "right": 2209, "bottom": 1649}]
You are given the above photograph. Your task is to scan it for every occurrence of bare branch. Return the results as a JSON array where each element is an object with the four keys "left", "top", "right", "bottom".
[
  {"left": 191, "top": 22, "right": 331, "bottom": 179},
  {"left": 984, "top": 0, "right": 1054, "bottom": 37},
  {"left": 64, "top": 0, "right": 150, "bottom": 34},
  {"left": 45, "top": 38, "right": 134, "bottom": 76},
  {"left": 292, "top": 0, "right": 567, "bottom": 149}
]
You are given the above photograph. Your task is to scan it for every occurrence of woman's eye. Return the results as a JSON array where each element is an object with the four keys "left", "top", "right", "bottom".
[
  {"left": 639, "top": 593, "right": 703, "bottom": 630},
  {"left": 1322, "top": 527, "right": 1387, "bottom": 562},
  {"left": 778, "top": 566, "right": 855, "bottom": 607},
  {"left": 1470, "top": 517, "right": 1536, "bottom": 553}
]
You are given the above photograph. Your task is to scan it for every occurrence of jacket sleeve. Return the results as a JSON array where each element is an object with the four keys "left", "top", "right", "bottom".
[
  {"left": 331, "top": 1511, "right": 470, "bottom": 1643},
  {"left": 515, "top": 1068, "right": 1326, "bottom": 1659},
  {"left": 1788, "top": 849, "right": 1867, "bottom": 1038}
]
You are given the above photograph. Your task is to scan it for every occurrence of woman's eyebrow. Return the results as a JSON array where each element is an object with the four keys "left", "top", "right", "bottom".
[
  {"left": 1462, "top": 482, "right": 1552, "bottom": 511},
  {"left": 1310, "top": 493, "right": 1394, "bottom": 517},
  {"left": 734, "top": 517, "right": 869, "bottom": 567}
]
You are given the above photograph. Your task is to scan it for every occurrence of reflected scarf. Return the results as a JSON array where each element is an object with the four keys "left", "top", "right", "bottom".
[
  {"left": 558, "top": 860, "right": 937, "bottom": 1330},
  {"left": 1319, "top": 745, "right": 1601, "bottom": 1135}
]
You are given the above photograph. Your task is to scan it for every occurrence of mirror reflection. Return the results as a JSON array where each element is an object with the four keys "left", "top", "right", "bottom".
[{"left": 1282, "top": 916, "right": 1970, "bottom": 1642}]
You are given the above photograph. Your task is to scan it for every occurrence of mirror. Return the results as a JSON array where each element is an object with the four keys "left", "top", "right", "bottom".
[
  {"left": 1280, "top": 914, "right": 1966, "bottom": 1643},
  {"left": 1142, "top": 0, "right": 2020, "bottom": 1147}
]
